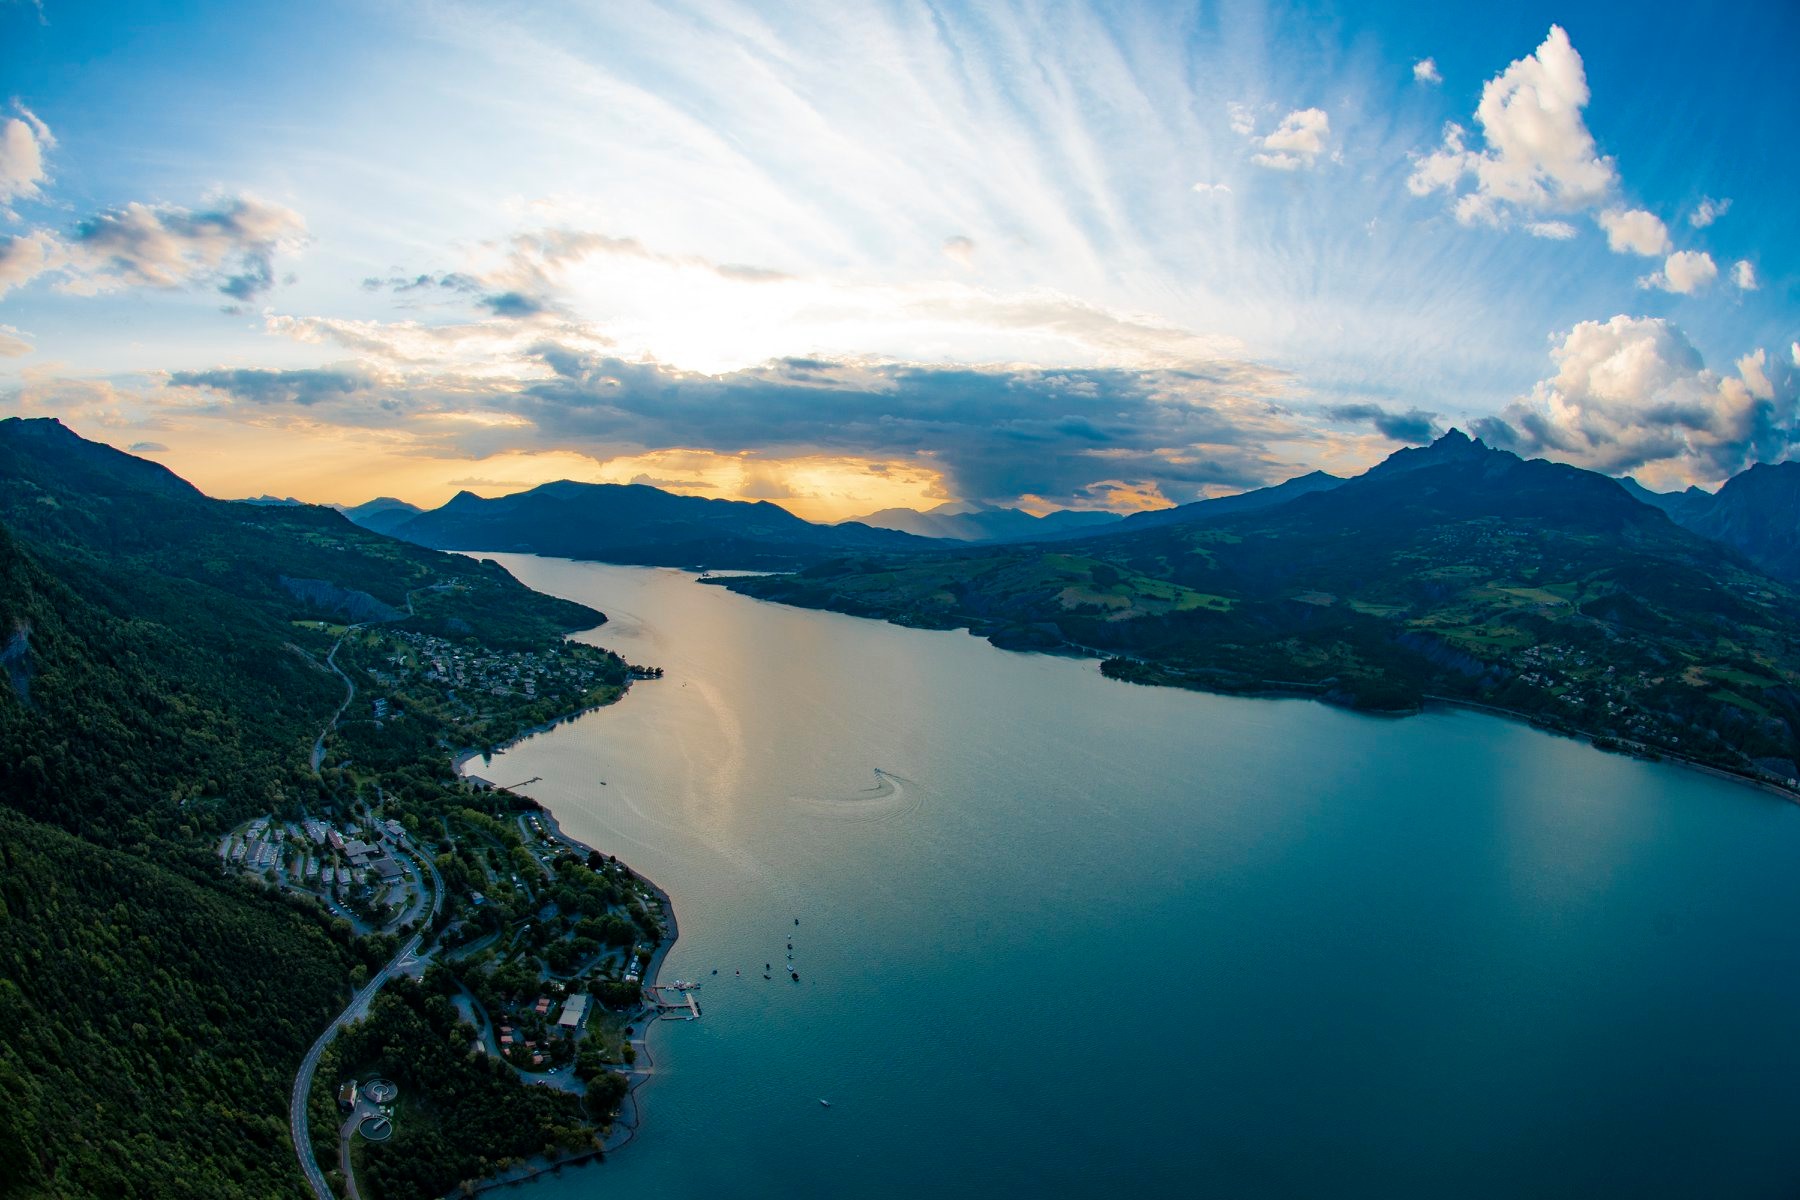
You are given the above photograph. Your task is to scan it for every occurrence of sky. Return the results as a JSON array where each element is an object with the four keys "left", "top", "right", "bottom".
[{"left": 1, "top": 0, "right": 1796, "bottom": 520}]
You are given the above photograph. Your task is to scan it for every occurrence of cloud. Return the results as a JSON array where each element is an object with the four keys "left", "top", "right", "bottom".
[
  {"left": 479, "top": 290, "right": 550, "bottom": 318},
  {"left": 941, "top": 235, "right": 976, "bottom": 268},
  {"left": 0, "top": 230, "right": 61, "bottom": 297},
  {"left": 1191, "top": 182, "right": 1230, "bottom": 195},
  {"left": 1252, "top": 108, "right": 1331, "bottom": 171},
  {"left": 0, "top": 323, "right": 33, "bottom": 357},
  {"left": 58, "top": 197, "right": 306, "bottom": 300},
  {"left": 1596, "top": 208, "right": 1670, "bottom": 257},
  {"left": 127, "top": 441, "right": 169, "bottom": 453},
  {"left": 1688, "top": 196, "right": 1731, "bottom": 228},
  {"left": 466, "top": 226, "right": 795, "bottom": 320},
  {"left": 0, "top": 106, "right": 53, "bottom": 210},
  {"left": 1407, "top": 26, "right": 1614, "bottom": 227},
  {"left": 1227, "top": 102, "right": 1256, "bottom": 136},
  {"left": 169, "top": 341, "right": 1309, "bottom": 508},
  {"left": 1413, "top": 59, "right": 1442, "bottom": 85},
  {"left": 1731, "top": 259, "right": 1758, "bottom": 291},
  {"left": 362, "top": 272, "right": 483, "bottom": 295},
  {"left": 1323, "top": 403, "right": 1440, "bottom": 443},
  {"left": 1526, "top": 221, "right": 1577, "bottom": 240},
  {"left": 1639, "top": 249, "right": 1717, "bottom": 294},
  {"left": 1471, "top": 315, "right": 1794, "bottom": 483},
  {"left": 168, "top": 364, "right": 377, "bottom": 406}
]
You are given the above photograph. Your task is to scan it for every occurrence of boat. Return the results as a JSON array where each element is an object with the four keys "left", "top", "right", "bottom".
[
  {"left": 819, "top": 1099, "right": 831, "bottom": 1108},
  {"left": 791, "top": 971, "right": 800, "bottom": 981}
]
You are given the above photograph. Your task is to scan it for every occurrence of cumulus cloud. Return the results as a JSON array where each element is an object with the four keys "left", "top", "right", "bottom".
[
  {"left": 1323, "top": 403, "right": 1440, "bottom": 443},
  {"left": 1639, "top": 249, "right": 1717, "bottom": 295},
  {"left": 1731, "top": 259, "right": 1758, "bottom": 291},
  {"left": 1407, "top": 26, "right": 1614, "bottom": 227},
  {"left": 0, "top": 230, "right": 61, "bottom": 297},
  {"left": 1596, "top": 208, "right": 1670, "bottom": 256},
  {"left": 1191, "top": 181, "right": 1230, "bottom": 195},
  {"left": 0, "top": 196, "right": 305, "bottom": 301},
  {"left": 58, "top": 197, "right": 306, "bottom": 300},
  {"left": 1252, "top": 108, "right": 1331, "bottom": 171},
  {"left": 1413, "top": 59, "right": 1442, "bottom": 85},
  {"left": 0, "top": 106, "right": 53, "bottom": 210},
  {"left": 0, "top": 323, "right": 33, "bottom": 357},
  {"left": 1472, "top": 315, "right": 1794, "bottom": 483},
  {"left": 1688, "top": 196, "right": 1731, "bottom": 228}
]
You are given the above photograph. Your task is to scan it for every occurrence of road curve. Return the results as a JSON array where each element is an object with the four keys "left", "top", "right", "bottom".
[{"left": 290, "top": 832, "right": 443, "bottom": 1197}]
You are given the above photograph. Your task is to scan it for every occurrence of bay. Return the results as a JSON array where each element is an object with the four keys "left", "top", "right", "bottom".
[{"left": 473, "top": 555, "right": 1800, "bottom": 1199}]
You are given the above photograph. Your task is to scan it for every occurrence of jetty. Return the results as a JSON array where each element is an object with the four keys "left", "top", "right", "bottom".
[{"left": 648, "top": 984, "right": 702, "bottom": 1021}]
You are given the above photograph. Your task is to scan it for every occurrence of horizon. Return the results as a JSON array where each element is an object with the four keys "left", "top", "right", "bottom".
[
  {"left": 3, "top": 1, "right": 1796, "bottom": 521},
  {"left": 29, "top": 412, "right": 1744, "bottom": 522}
]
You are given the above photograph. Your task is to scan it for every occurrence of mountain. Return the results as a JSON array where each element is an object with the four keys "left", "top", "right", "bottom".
[
  {"left": 384, "top": 479, "right": 943, "bottom": 568},
  {"left": 339, "top": 495, "right": 426, "bottom": 536},
  {"left": 850, "top": 502, "right": 1124, "bottom": 542},
  {"left": 1662, "top": 463, "right": 1800, "bottom": 582},
  {"left": 1116, "top": 469, "right": 1346, "bottom": 531},
  {"left": 1618, "top": 464, "right": 1800, "bottom": 582},
  {"left": 0, "top": 419, "right": 617, "bottom": 1195},
  {"left": 233, "top": 493, "right": 307, "bottom": 506},
  {"left": 716, "top": 431, "right": 1800, "bottom": 786},
  {"left": 1618, "top": 477, "right": 1717, "bottom": 525}
]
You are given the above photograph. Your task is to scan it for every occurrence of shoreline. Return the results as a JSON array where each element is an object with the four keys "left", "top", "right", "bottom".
[
  {"left": 447, "top": 686, "right": 683, "bottom": 1186},
  {"left": 715, "top": 580, "right": 1800, "bottom": 807}
]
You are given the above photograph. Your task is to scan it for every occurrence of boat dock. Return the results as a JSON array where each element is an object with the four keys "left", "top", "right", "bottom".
[{"left": 648, "top": 984, "right": 702, "bottom": 1020}]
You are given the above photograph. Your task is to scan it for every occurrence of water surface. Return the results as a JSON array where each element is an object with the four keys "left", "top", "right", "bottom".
[{"left": 475, "top": 556, "right": 1800, "bottom": 1199}]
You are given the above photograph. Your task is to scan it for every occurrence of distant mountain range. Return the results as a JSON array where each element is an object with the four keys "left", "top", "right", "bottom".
[
  {"left": 347, "top": 446, "right": 1800, "bottom": 586},
  {"left": 847, "top": 503, "right": 1124, "bottom": 542},
  {"left": 1625, "top": 464, "right": 1800, "bottom": 582},
  {"left": 356, "top": 480, "right": 937, "bottom": 569},
  {"left": 717, "top": 430, "right": 1800, "bottom": 788},
  {"left": 337, "top": 496, "right": 425, "bottom": 536}
]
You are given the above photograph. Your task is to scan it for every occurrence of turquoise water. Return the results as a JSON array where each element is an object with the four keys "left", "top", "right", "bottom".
[{"left": 475, "top": 557, "right": 1800, "bottom": 1199}]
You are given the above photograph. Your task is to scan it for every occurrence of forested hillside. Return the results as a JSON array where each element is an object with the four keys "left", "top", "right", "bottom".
[{"left": 0, "top": 420, "right": 623, "bottom": 1198}]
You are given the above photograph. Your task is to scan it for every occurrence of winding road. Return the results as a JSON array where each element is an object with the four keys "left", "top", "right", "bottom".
[
  {"left": 289, "top": 582, "right": 450, "bottom": 1199},
  {"left": 290, "top": 834, "right": 442, "bottom": 1200}
]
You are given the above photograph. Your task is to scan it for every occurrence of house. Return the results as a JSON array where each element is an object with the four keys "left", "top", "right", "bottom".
[
  {"left": 557, "top": 994, "right": 589, "bottom": 1029},
  {"left": 337, "top": 1081, "right": 358, "bottom": 1112},
  {"left": 371, "top": 857, "right": 403, "bottom": 883}
]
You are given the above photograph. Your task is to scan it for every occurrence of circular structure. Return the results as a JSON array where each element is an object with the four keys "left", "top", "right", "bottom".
[
  {"left": 364, "top": 1078, "right": 399, "bottom": 1105},
  {"left": 357, "top": 1114, "right": 393, "bottom": 1142}
]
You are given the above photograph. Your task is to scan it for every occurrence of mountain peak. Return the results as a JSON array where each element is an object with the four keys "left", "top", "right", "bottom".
[{"left": 1362, "top": 426, "right": 1500, "bottom": 481}]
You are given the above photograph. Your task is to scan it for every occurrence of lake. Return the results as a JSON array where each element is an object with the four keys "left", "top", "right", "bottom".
[{"left": 472, "top": 555, "right": 1800, "bottom": 1199}]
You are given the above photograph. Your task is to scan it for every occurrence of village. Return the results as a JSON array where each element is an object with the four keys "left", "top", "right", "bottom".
[{"left": 221, "top": 785, "right": 686, "bottom": 1098}]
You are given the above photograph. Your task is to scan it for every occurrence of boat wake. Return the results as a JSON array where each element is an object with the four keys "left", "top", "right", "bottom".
[{"left": 794, "top": 768, "right": 922, "bottom": 825}]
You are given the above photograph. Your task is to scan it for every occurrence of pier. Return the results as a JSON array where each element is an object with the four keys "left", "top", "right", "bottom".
[{"left": 648, "top": 984, "right": 702, "bottom": 1020}]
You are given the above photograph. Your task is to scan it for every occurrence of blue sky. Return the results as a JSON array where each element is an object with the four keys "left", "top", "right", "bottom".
[{"left": 1, "top": 0, "right": 1795, "bottom": 516}]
